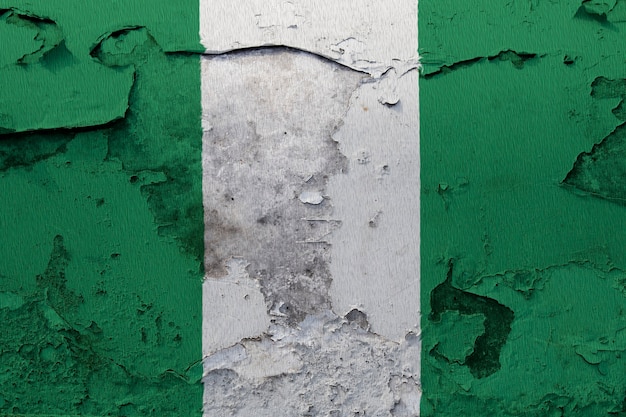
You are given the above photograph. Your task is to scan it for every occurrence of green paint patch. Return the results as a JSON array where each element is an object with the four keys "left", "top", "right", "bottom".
[
  {"left": 94, "top": 27, "right": 205, "bottom": 262},
  {"left": 0, "top": 10, "right": 46, "bottom": 66},
  {"left": 564, "top": 78, "right": 626, "bottom": 204},
  {"left": 0, "top": 0, "right": 202, "bottom": 134},
  {"left": 0, "top": 1, "right": 202, "bottom": 416},
  {"left": 429, "top": 261, "right": 514, "bottom": 379},
  {"left": 0, "top": 8, "right": 133, "bottom": 133},
  {"left": 426, "top": 311, "right": 485, "bottom": 366},
  {"left": 564, "top": 123, "right": 626, "bottom": 203},
  {"left": 421, "top": 0, "right": 626, "bottom": 414}
]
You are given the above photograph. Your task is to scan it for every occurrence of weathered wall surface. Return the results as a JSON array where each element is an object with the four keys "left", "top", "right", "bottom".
[
  {"left": 0, "top": 3, "right": 205, "bottom": 415},
  {"left": 199, "top": 1, "right": 420, "bottom": 415},
  {"left": 420, "top": 1, "right": 626, "bottom": 416},
  {"left": 7, "top": 0, "right": 626, "bottom": 415},
  {"left": 0, "top": 1, "right": 419, "bottom": 415}
]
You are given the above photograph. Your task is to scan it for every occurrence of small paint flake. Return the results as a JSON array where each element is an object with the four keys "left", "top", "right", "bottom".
[{"left": 298, "top": 190, "right": 324, "bottom": 205}]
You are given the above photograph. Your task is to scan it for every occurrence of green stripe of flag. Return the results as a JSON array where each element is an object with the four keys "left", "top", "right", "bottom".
[
  {"left": 0, "top": 1, "right": 204, "bottom": 415},
  {"left": 420, "top": 1, "right": 626, "bottom": 415}
]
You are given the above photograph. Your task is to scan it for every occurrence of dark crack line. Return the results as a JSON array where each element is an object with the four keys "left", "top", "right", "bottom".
[
  {"left": 423, "top": 50, "right": 541, "bottom": 79},
  {"left": 201, "top": 44, "right": 374, "bottom": 75}
]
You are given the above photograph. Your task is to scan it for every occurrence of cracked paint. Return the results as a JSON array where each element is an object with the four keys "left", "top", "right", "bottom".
[
  {"left": 0, "top": 0, "right": 418, "bottom": 414},
  {"left": 199, "top": 0, "right": 419, "bottom": 77},
  {"left": 0, "top": 1, "right": 204, "bottom": 414},
  {"left": 0, "top": 8, "right": 134, "bottom": 134},
  {"left": 6, "top": 0, "right": 626, "bottom": 414},
  {"left": 198, "top": 43, "right": 420, "bottom": 412},
  {"left": 422, "top": 50, "right": 540, "bottom": 79},
  {"left": 198, "top": 0, "right": 420, "bottom": 413},
  {"left": 421, "top": 0, "right": 626, "bottom": 415},
  {"left": 200, "top": 48, "right": 363, "bottom": 325},
  {"left": 203, "top": 311, "right": 421, "bottom": 417}
]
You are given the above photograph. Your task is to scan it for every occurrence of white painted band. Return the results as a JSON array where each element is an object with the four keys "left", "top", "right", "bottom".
[{"left": 200, "top": 1, "right": 420, "bottom": 414}]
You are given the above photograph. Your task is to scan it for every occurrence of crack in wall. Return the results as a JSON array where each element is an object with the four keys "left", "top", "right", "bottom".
[
  {"left": 429, "top": 259, "right": 514, "bottom": 379},
  {"left": 199, "top": 0, "right": 418, "bottom": 77},
  {"left": 423, "top": 50, "right": 540, "bottom": 78}
]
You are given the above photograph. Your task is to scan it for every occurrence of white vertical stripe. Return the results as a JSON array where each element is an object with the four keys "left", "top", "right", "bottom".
[{"left": 200, "top": 1, "right": 420, "bottom": 414}]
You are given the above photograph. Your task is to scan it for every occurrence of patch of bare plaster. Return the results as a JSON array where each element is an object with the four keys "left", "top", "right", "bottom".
[
  {"left": 202, "top": 311, "right": 421, "bottom": 416},
  {"left": 202, "top": 258, "right": 270, "bottom": 356},
  {"left": 201, "top": 48, "right": 365, "bottom": 327},
  {"left": 199, "top": 0, "right": 419, "bottom": 77},
  {"left": 327, "top": 70, "right": 420, "bottom": 342}
]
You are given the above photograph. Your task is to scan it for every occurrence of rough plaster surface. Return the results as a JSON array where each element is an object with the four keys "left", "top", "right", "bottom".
[
  {"left": 201, "top": 49, "right": 363, "bottom": 327},
  {"left": 200, "top": 2, "right": 419, "bottom": 415},
  {"left": 203, "top": 312, "right": 421, "bottom": 417}
]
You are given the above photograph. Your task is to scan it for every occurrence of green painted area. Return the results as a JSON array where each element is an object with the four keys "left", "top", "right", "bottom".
[
  {"left": 420, "top": 1, "right": 626, "bottom": 415},
  {"left": 0, "top": 2, "right": 203, "bottom": 416},
  {"left": 0, "top": 2, "right": 200, "bottom": 133}
]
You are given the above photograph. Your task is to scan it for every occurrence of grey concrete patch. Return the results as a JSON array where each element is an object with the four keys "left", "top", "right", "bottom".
[{"left": 201, "top": 48, "right": 364, "bottom": 326}]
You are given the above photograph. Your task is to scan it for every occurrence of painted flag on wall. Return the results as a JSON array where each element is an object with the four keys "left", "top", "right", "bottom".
[{"left": 3, "top": 0, "right": 626, "bottom": 416}]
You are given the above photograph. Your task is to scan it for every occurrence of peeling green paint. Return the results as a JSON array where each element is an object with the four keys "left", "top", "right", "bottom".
[
  {"left": 421, "top": 0, "right": 626, "bottom": 415},
  {"left": 0, "top": 1, "right": 202, "bottom": 415}
]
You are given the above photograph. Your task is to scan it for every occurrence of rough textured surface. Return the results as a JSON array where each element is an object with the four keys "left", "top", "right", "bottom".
[
  {"left": 0, "top": 0, "right": 419, "bottom": 415},
  {"left": 203, "top": 312, "right": 421, "bottom": 417},
  {"left": 420, "top": 0, "right": 626, "bottom": 415},
  {"left": 199, "top": 0, "right": 419, "bottom": 77},
  {"left": 0, "top": 2, "right": 203, "bottom": 415},
  {"left": 0, "top": 8, "right": 134, "bottom": 133},
  {"left": 200, "top": 45, "right": 421, "bottom": 415},
  {"left": 200, "top": 49, "right": 363, "bottom": 328}
]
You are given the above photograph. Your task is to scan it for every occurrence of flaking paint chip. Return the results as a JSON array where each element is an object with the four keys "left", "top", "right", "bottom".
[{"left": 298, "top": 190, "right": 324, "bottom": 205}]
